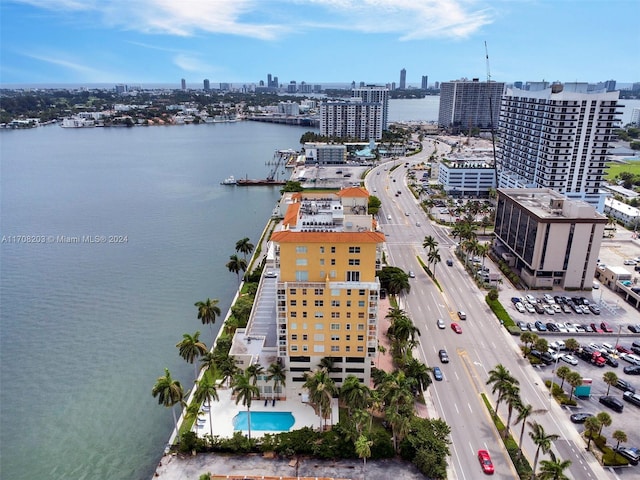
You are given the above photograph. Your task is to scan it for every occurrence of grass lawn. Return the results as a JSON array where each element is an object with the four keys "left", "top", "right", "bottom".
[{"left": 605, "top": 160, "right": 640, "bottom": 181}]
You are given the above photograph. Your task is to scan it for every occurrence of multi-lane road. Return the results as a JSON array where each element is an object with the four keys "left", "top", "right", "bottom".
[{"left": 365, "top": 142, "right": 612, "bottom": 479}]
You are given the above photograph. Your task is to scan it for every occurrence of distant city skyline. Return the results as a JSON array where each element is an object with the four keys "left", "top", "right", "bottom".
[{"left": 1, "top": 1, "right": 638, "bottom": 86}]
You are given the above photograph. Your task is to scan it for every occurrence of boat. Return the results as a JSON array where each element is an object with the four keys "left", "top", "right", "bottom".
[
  {"left": 236, "top": 178, "right": 287, "bottom": 186},
  {"left": 221, "top": 175, "right": 237, "bottom": 185}
]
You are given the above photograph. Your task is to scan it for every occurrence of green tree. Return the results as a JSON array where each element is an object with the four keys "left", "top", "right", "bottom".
[
  {"left": 528, "top": 421, "right": 560, "bottom": 479},
  {"left": 152, "top": 368, "right": 185, "bottom": 439},
  {"left": 377, "top": 266, "right": 411, "bottom": 296},
  {"left": 403, "top": 357, "right": 432, "bottom": 393},
  {"left": 538, "top": 451, "right": 571, "bottom": 480},
  {"left": 194, "top": 298, "right": 221, "bottom": 344},
  {"left": 193, "top": 372, "right": 219, "bottom": 439},
  {"left": 422, "top": 235, "right": 438, "bottom": 252},
  {"left": 486, "top": 364, "right": 518, "bottom": 419},
  {"left": 501, "top": 382, "right": 521, "bottom": 439},
  {"left": 613, "top": 429, "right": 627, "bottom": 449},
  {"left": 368, "top": 195, "right": 382, "bottom": 215},
  {"left": 427, "top": 248, "right": 441, "bottom": 278},
  {"left": 513, "top": 402, "right": 547, "bottom": 459},
  {"left": 566, "top": 371, "right": 583, "bottom": 401},
  {"left": 303, "top": 368, "right": 338, "bottom": 430},
  {"left": 564, "top": 338, "right": 580, "bottom": 353},
  {"left": 218, "top": 355, "right": 239, "bottom": 387},
  {"left": 231, "top": 370, "right": 260, "bottom": 439},
  {"left": 596, "top": 411, "right": 612, "bottom": 437},
  {"left": 176, "top": 331, "right": 208, "bottom": 380},
  {"left": 246, "top": 362, "right": 265, "bottom": 387},
  {"left": 340, "top": 375, "right": 371, "bottom": 415},
  {"left": 603, "top": 371, "right": 618, "bottom": 395},
  {"left": 584, "top": 416, "right": 601, "bottom": 451},
  {"left": 235, "top": 237, "right": 255, "bottom": 261},
  {"left": 355, "top": 434, "right": 373, "bottom": 479},
  {"left": 520, "top": 331, "right": 537, "bottom": 356},
  {"left": 555, "top": 366, "right": 571, "bottom": 390},
  {"left": 226, "top": 254, "right": 247, "bottom": 285},
  {"left": 266, "top": 362, "right": 287, "bottom": 400}
]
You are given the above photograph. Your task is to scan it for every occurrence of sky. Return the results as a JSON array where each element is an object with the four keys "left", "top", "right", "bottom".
[{"left": 0, "top": 0, "right": 638, "bottom": 88}]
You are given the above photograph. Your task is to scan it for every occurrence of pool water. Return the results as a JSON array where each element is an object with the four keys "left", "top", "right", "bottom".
[{"left": 232, "top": 411, "right": 295, "bottom": 431}]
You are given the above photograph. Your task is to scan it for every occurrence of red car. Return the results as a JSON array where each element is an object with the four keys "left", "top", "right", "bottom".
[
  {"left": 590, "top": 323, "right": 603, "bottom": 333},
  {"left": 478, "top": 449, "right": 494, "bottom": 474},
  {"left": 617, "top": 344, "right": 633, "bottom": 354},
  {"left": 451, "top": 322, "right": 462, "bottom": 334},
  {"left": 600, "top": 322, "right": 613, "bottom": 333}
]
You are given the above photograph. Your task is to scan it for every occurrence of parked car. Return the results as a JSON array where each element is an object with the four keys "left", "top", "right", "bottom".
[
  {"left": 629, "top": 324, "right": 640, "bottom": 333},
  {"left": 477, "top": 449, "right": 494, "bottom": 475},
  {"left": 524, "top": 303, "right": 536, "bottom": 314},
  {"left": 570, "top": 412, "right": 594, "bottom": 423},
  {"left": 546, "top": 322, "right": 560, "bottom": 332},
  {"left": 622, "top": 355, "right": 640, "bottom": 366},
  {"left": 623, "top": 390, "right": 640, "bottom": 408},
  {"left": 264, "top": 270, "right": 277, "bottom": 278},
  {"left": 589, "top": 304, "right": 601, "bottom": 315},
  {"left": 517, "top": 321, "right": 527, "bottom": 331},
  {"left": 590, "top": 323, "right": 603, "bottom": 333},
  {"left": 615, "top": 447, "right": 640, "bottom": 466},
  {"left": 439, "top": 349, "right": 449, "bottom": 363},
  {"left": 602, "top": 353, "right": 619, "bottom": 368},
  {"left": 457, "top": 311, "right": 467, "bottom": 320},
  {"left": 515, "top": 302, "right": 526, "bottom": 313},
  {"left": 624, "top": 365, "right": 640, "bottom": 375},
  {"left": 615, "top": 378, "right": 636, "bottom": 393},
  {"left": 535, "top": 321, "right": 547, "bottom": 332},
  {"left": 617, "top": 344, "right": 634, "bottom": 354},
  {"left": 433, "top": 366, "right": 443, "bottom": 381},
  {"left": 451, "top": 322, "right": 462, "bottom": 334},
  {"left": 599, "top": 395, "right": 624, "bottom": 413},
  {"left": 600, "top": 322, "right": 613, "bottom": 333},
  {"left": 561, "top": 354, "right": 578, "bottom": 366}
]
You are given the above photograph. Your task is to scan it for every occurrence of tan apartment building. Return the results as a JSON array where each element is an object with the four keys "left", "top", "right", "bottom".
[
  {"left": 272, "top": 188, "right": 384, "bottom": 394},
  {"left": 494, "top": 188, "right": 607, "bottom": 290}
]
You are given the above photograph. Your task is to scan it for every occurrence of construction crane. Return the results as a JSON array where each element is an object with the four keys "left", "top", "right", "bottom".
[{"left": 485, "top": 41, "right": 499, "bottom": 181}]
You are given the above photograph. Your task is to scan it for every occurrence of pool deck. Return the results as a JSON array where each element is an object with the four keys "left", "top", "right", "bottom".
[{"left": 194, "top": 387, "right": 336, "bottom": 439}]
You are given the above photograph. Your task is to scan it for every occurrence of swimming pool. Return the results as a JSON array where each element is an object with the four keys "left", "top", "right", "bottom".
[{"left": 232, "top": 411, "right": 295, "bottom": 432}]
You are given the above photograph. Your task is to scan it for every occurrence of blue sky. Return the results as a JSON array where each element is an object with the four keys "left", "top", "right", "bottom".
[{"left": 1, "top": 0, "right": 638, "bottom": 87}]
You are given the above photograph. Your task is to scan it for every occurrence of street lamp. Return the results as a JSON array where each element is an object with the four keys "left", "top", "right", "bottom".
[{"left": 549, "top": 351, "right": 561, "bottom": 405}]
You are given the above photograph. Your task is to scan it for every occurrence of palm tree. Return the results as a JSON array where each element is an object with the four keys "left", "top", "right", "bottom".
[
  {"left": 584, "top": 416, "right": 601, "bottom": 450},
  {"left": 194, "top": 298, "right": 221, "bottom": 343},
  {"left": 555, "top": 366, "right": 571, "bottom": 390},
  {"left": 231, "top": 370, "right": 260, "bottom": 439},
  {"left": 303, "top": 368, "right": 338, "bottom": 430},
  {"left": 596, "top": 411, "right": 612, "bottom": 437},
  {"left": 520, "top": 331, "right": 537, "bottom": 357},
  {"left": 477, "top": 242, "right": 490, "bottom": 270},
  {"left": 340, "top": 375, "right": 371, "bottom": 415},
  {"left": 422, "top": 235, "right": 438, "bottom": 253},
  {"left": 566, "top": 371, "right": 583, "bottom": 401},
  {"left": 613, "top": 429, "right": 627, "bottom": 449},
  {"left": 226, "top": 254, "right": 247, "bottom": 285},
  {"left": 486, "top": 364, "right": 518, "bottom": 419},
  {"left": 199, "top": 351, "right": 218, "bottom": 375},
  {"left": 355, "top": 434, "right": 373, "bottom": 479},
  {"left": 538, "top": 451, "right": 572, "bottom": 480},
  {"left": 193, "top": 372, "right": 219, "bottom": 439},
  {"left": 603, "top": 371, "right": 618, "bottom": 395},
  {"left": 176, "top": 331, "right": 208, "bottom": 380},
  {"left": 403, "top": 357, "right": 432, "bottom": 393},
  {"left": 514, "top": 402, "right": 547, "bottom": 459},
  {"left": 427, "top": 248, "right": 441, "bottom": 277},
  {"left": 152, "top": 368, "right": 185, "bottom": 438},
  {"left": 387, "top": 315, "right": 421, "bottom": 359},
  {"left": 501, "top": 383, "right": 521, "bottom": 439},
  {"left": 267, "top": 362, "right": 287, "bottom": 400},
  {"left": 528, "top": 421, "right": 560, "bottom": 479},
  {"left": 246, "top": 362, "right": 265, "bottom": 387},
  {"left": 235, "top": 237, "right": 254, "bottom": 261},
  {"left": 564, "top": 338, "right": 580, "bottom": 353},
  {"left": 318, "top": 356, "right": 336, "bottom": 372},
  {"left": 218, "top": 355, "right": 239, "bottom": 387}
]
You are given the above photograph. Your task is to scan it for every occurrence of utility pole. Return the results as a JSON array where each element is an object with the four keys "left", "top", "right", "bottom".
[{"left": 485, "top": 41, "right": 499, "bottom": 184}]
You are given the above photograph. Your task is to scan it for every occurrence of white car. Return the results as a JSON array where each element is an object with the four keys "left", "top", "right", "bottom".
[
  {"left": 544, "top": 306, "right": 555, "bottom": 315},
  {"left": 552, "top": 304, "right": 562, "bottom": 313},
  {"left": 564, "top": 322, "right": 577, "bottom": 333},
  {"left": 264, "top": 270, "right": 277, "bottom": 278},
  {"left": 515, "top": 302, "right": 526, "bottom": 313},
  {"left": 557, "top": 323, "right": 568, "bottom": 333},
  {"left": 524, "top": 303, "right": 536, "bottom": 314},
  {"left": 437, "top": 318, "right": 446, "bottom": 329},
  {"left": 561, "top": 354, "right": 578, "bottom": 366},
  {"left": 525, "top": 294, "right": 536, "bottom": 304}
]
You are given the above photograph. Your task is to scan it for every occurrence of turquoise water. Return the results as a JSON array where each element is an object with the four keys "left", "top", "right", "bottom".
[{"left": 232, "top": 411, "right": 295, "bottom": 431}]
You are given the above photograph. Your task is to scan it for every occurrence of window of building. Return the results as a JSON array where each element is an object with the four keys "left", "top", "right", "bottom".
[
  {"left": 296, "top": 258, "right": 308, "bottom": 266},
  {"left": 315, "top": 300, "right": 324, "bottom": 307},
  {"left": 302, "top": 312, "right": 308, "bottom": 318},
  {"left": 314, "top": 345, "right": 325, "bottom": 353},
  {"left": 345, "top": 346, "right": 351, "bottom": 352},
  {"left": 302, "top": 300, "right": 307, "bottom": 306},
  {"left": 296, "top": 271, "right": 308, "bottom": 281},
  {"left": 359, "top": 289, "right": 366, "bottom": 296},
  {"left": 358, "top": 300, "right": 365, "bottom": 307},
  {"left": 346, "top": 312, "right": 351, "bottom": 318},
  {"left": 291, "top": 323, "right": 297, "bottom": 330},
  {"left": 349, "top": 259, "right": 360, "bottom": 266},
  {"left": 296, "top": 246, "right": 308, "bottom": 253},
  {"left": 346, "top": 271, "right": 360, "bottom": 282},
  {"left": 291, "top": 345, "right": 298, "bottom": 352},
  {"left": 331, "top": 323, "right": 340, "bottom": 330},
  {"left": 314, "top": 323, "right": 324, "bottom": 330},
  {"left": 331, "top": 259, "right": 336, "bottom": 266},
  {"left": 346, "top": 290, "right": 352, "bottom": 296},
  {"left": 302, "top": 288, "right": 307, "bottom": 295},
  {"left": 319, "top": 259, "right": 325, "bottom": 266},
  {"left": 314, "top": 334, "right": 325, "bottom": 341},
  {"left": 290, "top": 300, "right": 297, "bottom": 306},
  {"left": 302, "top": 334, "right": 308, "bottom": 341},
  {"left": 358, "top": 312, "right": 365, "bottom": 319},
  {"left": 357, "top": 335, "right": 364, "bottom": 341},
  {"left": 331, "top": 300, "right": 340, "bottom": 307},
  {"left": 331, "top": 334, "right": 340, "bottom": 341},
  {"left": 314, "top": 312, "right": 324, "bottom": 318},
  {"left": 290, "top": 312, "right": 297, "bottom": 318},
  {"left": 331, "top": 246, "right": 336, "bottom": 253},
  {"left": 357, "top": 346, "right": 364, "bottom": 352},
  {"left": 302, "top": 323, "right": 308, "bottom": 330},
  {"left": 331, "top": 346, "right": 339, "bottom": 352},
  {"left": 319, "top": 270, "right": 325, "bottom": 278},
  {"left": 357, "top": 323, "right": 365, "bottom": 330},
  {"left": 302, "top": 345, "right": 308, "bottom": 352},
  {"left": 320, "top": 246, "right": 325, "bottom": 254},
  {"left": 290, "top": 288, "right": 296, "bottom": 295},
  {"left": 346, "top": 323, "right": 351, "bottom": 330},
  {"left": 346, "top": 335, "right": 351, "bottom": 341},
  {"left": 331, "top": 289, "right": 340, "bottom": 296},
  {"left": 330, "top": 270, "right": 336, "bottom": 278},
  {"left": 314, "top": 288, "right": 324, "bottom": 295},
  {"left": 348, "top": 246, "right": 361, "bottom": 253},
  {"left": 346, "top": 300, "right": 352, "bottom": 307}
]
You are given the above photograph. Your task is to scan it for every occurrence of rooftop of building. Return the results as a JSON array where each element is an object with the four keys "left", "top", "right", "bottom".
[
  {"left": 605, "top": 196, "right": 640, "bottom": 215},
  {"left": 498, "top": 188, "right": 607, "bottom": 222}
]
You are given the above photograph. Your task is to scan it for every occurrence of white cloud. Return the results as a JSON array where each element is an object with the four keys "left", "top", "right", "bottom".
[
  {"left": 12, "top": 0, "right": 492, "bottom": 40},
  {"left": 173, "top": 54, "right": 216, "bottom": 74},
  {"left": 20, "top": 51, "right": 120, "bottom": 82}
]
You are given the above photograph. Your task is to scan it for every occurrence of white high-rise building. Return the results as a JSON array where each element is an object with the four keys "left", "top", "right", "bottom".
[
  {"left": 497, "top": 83, "right": 622, "bottom": 210},
  {"left": 351, "top": 86, "right": 389, "bottom": 130},
  {"left": 320, "top": 99, "right": 383, "bottom": 140},
  {"left": 438, "top": 79, "right": 505, "bottom": 132}
]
